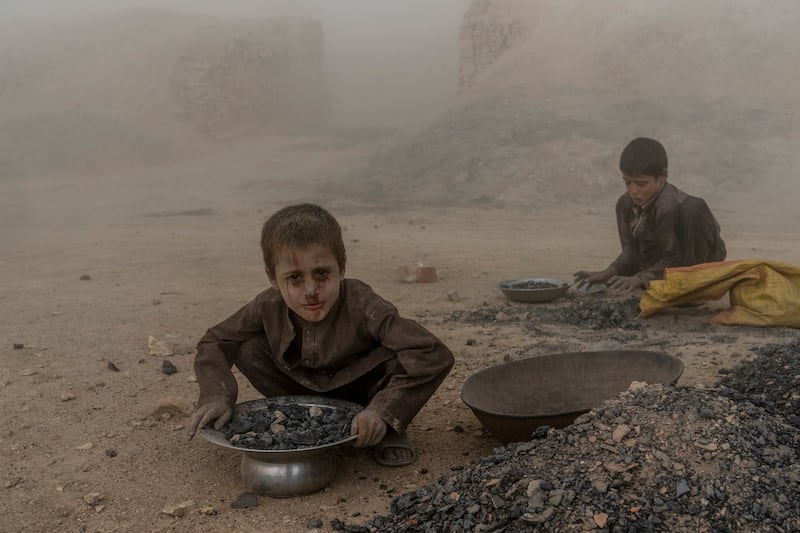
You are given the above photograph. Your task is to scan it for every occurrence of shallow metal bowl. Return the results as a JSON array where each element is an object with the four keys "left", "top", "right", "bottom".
[
  {"left": 497, "top": 278, "right": 570, "bottom": 303},
  {"left": 200, "top": 395, "right": 361, "bottom": 497},
  {"left": 461, "top": 350, "right": 684, "bottom": 444}
]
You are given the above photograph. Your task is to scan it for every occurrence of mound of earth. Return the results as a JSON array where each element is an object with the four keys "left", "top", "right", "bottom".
[{"left": 330, "top": 0, "right": 800, "bottom": 209}]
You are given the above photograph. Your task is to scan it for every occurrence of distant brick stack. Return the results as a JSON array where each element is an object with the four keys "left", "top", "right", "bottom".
[
  {"left": 170, "top": 18, "right": 328, "bottom": 140},
  {"left": 457, "top": 0, "right": 527, "bottom": 92}
]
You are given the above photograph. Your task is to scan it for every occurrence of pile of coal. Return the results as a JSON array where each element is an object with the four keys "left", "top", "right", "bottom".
[
  {"left": 505, "top": 280, "right": 566, "bottom": 290},
  {"left": 222, "top": 402, "right": 360, "bottom": 451},
  {"left": 445, "top": 302, "right": 521, "bottom": 324},
  {"left": 334, "top": 380, "right": 799, "bottom": 532},
  {"left": 717, "top": 337, "right": 800, "bottom": 428},
  {"left": 557, "top": 297, "right": 642, "bottom": 330}
]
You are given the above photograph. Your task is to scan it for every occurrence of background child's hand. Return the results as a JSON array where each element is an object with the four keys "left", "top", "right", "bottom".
[
  {"left": 186, "top": 401, "right": 233, "bottom": 440},
  {"left": 573, "top": 268, "right": 615, "bottom": 289},
  {"left": 607, "top": 275, "right": 644, "bottom": 293},
  {"left": 351, "top": 409, "right": 388, "bottom": 448}
]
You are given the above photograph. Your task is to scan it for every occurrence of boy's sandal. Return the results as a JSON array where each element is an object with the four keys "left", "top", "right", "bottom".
[{"left": 372, "top": 430, "right": 417, "bottom": 467}]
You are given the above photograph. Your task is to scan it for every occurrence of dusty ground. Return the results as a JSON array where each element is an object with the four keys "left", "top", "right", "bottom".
[{"left": 1, "top": 132, "right": 798, "bottom": 533}]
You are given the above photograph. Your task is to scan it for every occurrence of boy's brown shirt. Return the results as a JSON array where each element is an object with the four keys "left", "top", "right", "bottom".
[
  {"left": 194, "top": 279, "right": 454, "bottom": 433},
  {"left": 611, "top": 182, "right": 726, "bottom": 283}
]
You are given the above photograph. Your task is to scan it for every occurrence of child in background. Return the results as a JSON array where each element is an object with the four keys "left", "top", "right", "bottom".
[
  {"left": 186, "top": 203, "right": 454, "bottom": 466},
  {"left": 574, "top": 137, "right": 726, "bottom": 292}
]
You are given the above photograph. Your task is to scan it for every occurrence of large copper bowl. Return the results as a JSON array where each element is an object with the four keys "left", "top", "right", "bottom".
[{"left": 461, "top": 350, "right": 684, "bottom": 444}]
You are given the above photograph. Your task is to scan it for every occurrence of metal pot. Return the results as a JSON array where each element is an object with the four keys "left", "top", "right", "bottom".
[
  {"left": 461, "top": 350, "right": 684, "bottom": 443},
  {"left": 200, "top": 396, "right": 360, "bottom": 497}
]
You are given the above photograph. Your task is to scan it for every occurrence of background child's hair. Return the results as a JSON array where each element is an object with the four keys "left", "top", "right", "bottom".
[
  {"left": 619, "top": 137, "right": 668, "bottom": 177},
  {"left": 260, "top": 203, "right": 347, "bottom": 279}
]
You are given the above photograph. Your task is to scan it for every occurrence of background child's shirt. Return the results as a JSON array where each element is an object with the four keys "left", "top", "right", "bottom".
[{"left": 611, "top": 183, "right": 726, "bottom": 284}]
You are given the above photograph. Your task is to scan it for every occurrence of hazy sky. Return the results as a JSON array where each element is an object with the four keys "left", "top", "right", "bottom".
[{"left": 0, "top": 0, "right": 471, "bottom": 127}]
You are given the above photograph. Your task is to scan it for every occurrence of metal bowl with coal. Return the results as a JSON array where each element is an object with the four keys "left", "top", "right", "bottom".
[
  {"left": 199, "top": 395, "right": 362, "bottom": 497},
  {"left": 461, "top": 350, "right": 684, "bottom": 444},
  {"left": 497, "top": 277, "right": 571, "bottom": 303}
]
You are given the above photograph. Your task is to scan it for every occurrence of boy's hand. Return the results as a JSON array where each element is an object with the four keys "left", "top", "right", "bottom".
[
  {"left": 573, "top": 268, "right": 614, "bottom": 289},
  {"left": 607, "top": 275, "right": 644, "bottom": 293},
  {"left": 351, "top": 409, "right": 388, "bottom": 448},
  {"left": 186, "top": 401, "right": 233, "bottom": 440}
]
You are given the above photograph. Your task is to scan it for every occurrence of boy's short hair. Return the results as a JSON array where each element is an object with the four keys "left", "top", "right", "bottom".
[
  {"left": 260, "top": 203, "right": 347, "bottom": 279},
  {"left": 619, "top": 137, "right": 668, "bottom": 177}
]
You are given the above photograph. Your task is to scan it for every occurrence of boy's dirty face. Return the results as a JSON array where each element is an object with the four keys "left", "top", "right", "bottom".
[
  {"left": 622, "top": 172, "right": 667, "bottom": 207},
  {"left": 269, "top": 243, "right": 343, "bottom": 323}
]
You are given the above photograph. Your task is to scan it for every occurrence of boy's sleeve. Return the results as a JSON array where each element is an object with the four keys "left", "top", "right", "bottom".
[
  {"left": 609, "top": 197, "right": 640, "bottom": 276},
  {"left": 194, "top": 296, "right": 266, "bottom": 408},
  {"left": 362, "top": 300, "right": 455, "bottom": 433},
  {"left": 634, "top": 210, "right": 686, "bottom": 285}
]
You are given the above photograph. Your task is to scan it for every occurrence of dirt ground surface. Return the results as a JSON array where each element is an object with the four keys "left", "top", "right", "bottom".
[
  {"left": 3, "top": 4, "right": 800, "bottom": 531},
  {"left": 1, "top": 132, "right": 798, "bottom": 533}
]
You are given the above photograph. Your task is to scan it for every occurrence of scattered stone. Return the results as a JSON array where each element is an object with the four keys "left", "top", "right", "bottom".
[
  {"left": 396, "top": 264, "right": 439, "bottom": 283},
  {"left": 105, "top": 449, "right": 117, "bottom": 458},
  {"left": 396, "top": 265, "right": 419, "bottom": 284},
  {"left": 676, "top": 479, "right": 691, "bottom": 498},
  {"left": 150, "top": 396, "right": 194, "bottom": 419},
  {"left": 75, "top": 442, "right": 94, "bottom": 451},
  {"left": 531, "top": 425, "right": 550, "bottom": 439},
  {"left": 4, "top": 477, "right": 22, "bottom": 488},
  {"left": 148, "top": 336, "right": 174, "bottom": 357},
  {"left": 107, "top": 361, "right": 119, "bottom": 372},
  {"left": 83, "top": 492, "right": 102, "bottom": 506},
  {"left": 466, "top": 339, "right": 477, "bottom": 346},
  {"left": 161, "top": 500, "right": 195, "bottom": 517},
  {"left": 415, "top": 266, "right": 438, "bottom": 283},
  {"left": 307, "top": 517, "right": 324, "bottom": 528},
  {"left": 12, "top": 343, "right": 24, "bottom": 350},
  {"left": 79, "top": 274, "right": 91, "bottom": 281},
  {"left": 446, "top": 289, "right": 460, "bottom": 302},
  {"left": 594, "top": 512, "right": 609, "bottom": 528},
  {"left": 628, "top": 380, "right": 648, "bottom": 391},
  {"left": 198, "top": 506, "right": 218, "bottom": 516},
  {"left": 60, "top": 392, "right": 76, "bottom": 402},
  {"left": 161, "top": 360, "right": 177, "bottom": 375},
  {"left": 611, "top": 424, "right": 630, "bottom": 443},
  {"left": 231, "top": 492, "right": 258, "bottom": 509}
]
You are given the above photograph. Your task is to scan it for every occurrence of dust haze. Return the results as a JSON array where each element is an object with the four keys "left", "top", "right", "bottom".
[
  {"left": 2, "top": 0, "right": 798, "bottom": 273},
  {"left": 1, "top": 0, "right": 798, "bottom": 210},
  {"left": 2, "top": 3, "right": 800, "bottom": 531}
]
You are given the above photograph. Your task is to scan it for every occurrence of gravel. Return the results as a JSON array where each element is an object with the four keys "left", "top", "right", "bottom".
[
  {"left": 223, "top": 402, "right": 359, "bottom": 451},
  {"left": 333, "top": 338, "right": 800, "bottom": 533},
  {"left": 554, "top": 297, "right": 643, "bottom": 330}
]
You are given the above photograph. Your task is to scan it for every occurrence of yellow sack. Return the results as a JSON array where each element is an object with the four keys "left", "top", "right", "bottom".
[{"left": 640, "top": 259, "right": 800, "bottom": 328}]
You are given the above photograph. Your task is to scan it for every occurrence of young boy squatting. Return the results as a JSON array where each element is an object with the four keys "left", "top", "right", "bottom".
[
  {"left": 185, "top": 203, "right": 455, "bottom": 466},
  {"left": 574, "top": 137, "right": 726, "bottom": 292}
]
